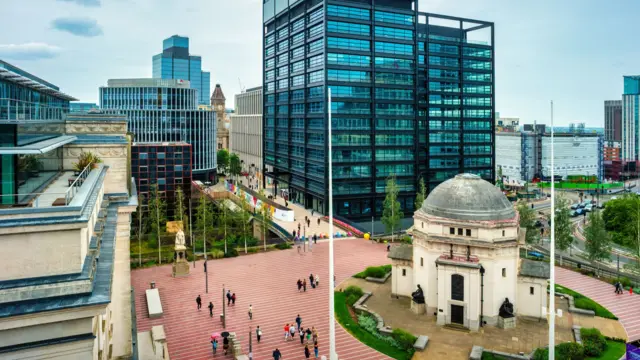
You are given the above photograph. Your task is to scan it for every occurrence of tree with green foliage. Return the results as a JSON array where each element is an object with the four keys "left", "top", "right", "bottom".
[
  {"left": 602, "top": 194, "right": 640, "bottom": 267},
  {"left": 229, "top": 153, "right": 242, "bottom": 182},
  {"left": 217, "top": 149, "right": 230, "bottom": 175},
  {"left": 382, "top": 175, "right": 403, "bottom": 242},
  {"left": 516, "top": 200, "right": 539, "bottom": 245},
  {"left": 584, "top": 209, "right": 611, "bottom": 275},
  {"left": 174, "top": 187, "right": 188, "bottom": 243},
  {"left": 258, "top": 188, "right": 271, "bottom": 251},
  {"left": 195, "top": 195, "right": 215, "bottom": 255},
  {"left": 239, "top": 195, "right": 251, "bottom": 254},
  {"left": 219, "top": 198, "right": 229, "bottom": 254},
  {"left": 414, "top": 177, "right": 426, "bottom": 211},
  {"left": 554, "top": 195, "right": 574, "bottom": 265},
  {"left": 147, "top": 184, "right": 166, "bottom": 262}
]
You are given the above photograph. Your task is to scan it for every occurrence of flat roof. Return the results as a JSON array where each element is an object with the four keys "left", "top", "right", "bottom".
[
  {"left": 0, "top": 135, "right": 76, "bottom": 154},
  {"left": 105, "top": 78, "right": 191, "bottom": 89},
  {"left": 0, "top": 66, "right": 77, "bottom": 101},
  {"left": 132, "top": 142, "right": 191, "bottom": 146}
]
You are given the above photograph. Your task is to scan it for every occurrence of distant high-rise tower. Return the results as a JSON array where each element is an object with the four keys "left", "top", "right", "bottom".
[
  {"left": 622, "top": 76, "right": 640, "bottom": 162},
  {"left": 152, "top": 35, "right": 211, "bottom": 105},
  {"left": 604, "top": 100, "right": 621, "bottom": 144},
  {"left": 211, "top": 84, "right": 229, "bottom": 149}
]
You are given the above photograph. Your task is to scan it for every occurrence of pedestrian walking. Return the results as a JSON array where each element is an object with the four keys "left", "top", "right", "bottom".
[
  {"left": 208, "top": 301, "right": 214, "bottom": 317},
  {"left": 256, "top": 326, "right": 262, "bottom": 343},
  {"left": 296, "top": 314, "right": 302, "bottom": 329},
  {"left": 387, "top": 243, "right": 391, "bottom": 251},
  {"left": 304, "top": 344, "right": 311, "bottom": 359},
  {"left": 313, "top": 234, "right": 317, "bottom": 244},
  {"left": 311, "top": 209, "right": 314, "bottom": 216},
  {"left": 309, "top": 273, "right": 315, "bottom": 289},
  {"left": 306, "top": 328, "right": 312, "bottom": 344},
  {"left": 297, "top": 279, "right": 303, "bottom": 292},
  {"left": 312, "top": 328, "right": 318, "bottom": 343},
  {"left": 248, "top": 304, "right": 253, "bottom": 320},
  {"left": 307, "top": 218, "right": 311, "bottom": 228},
  {"left": 315, "top": 274, "right": 319, "bottom": 288},
  {"left": 223, "top": 336, "right": 230, "bottom": 355},
  {"left": 299, "top": 327, "right": 305, "bottom": 344},
  {"left": 314, "top": 342, "right": 319, "bottom": 358},
  {"left": 232, "top": 293, "right": 236, "bottom": 305},
  {"left": 289, "top": 323, "right": 297, "bottom": 341},
  {"left": 631, "top": 286, "right": 634, "bottom": 295},
  {"left": 211, "top": 338, "right": 217, "bottom": 355},
  {"left": 317, "top": 218, "right": 320, "bottom": 226},
  {"left": 226, "top": 290, "right": 232, "bottom": 305},
  {"left": 293, "top": 230, "right": 297, "bottom": 238},
  {"left": 284, "top": 324, "right": 290, "bottom": 341},
  {"left": 196, "top": 295, "right": 202, "bottom": 310},
  {"left": 303, "top": 279, "right": 307, "bottom": 292},
  {"left": 273, "top": 348, "right": 282, "bottom": 360}
]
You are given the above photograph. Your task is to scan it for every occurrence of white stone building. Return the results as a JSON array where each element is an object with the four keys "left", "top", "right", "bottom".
[
  {"left": 389, "top": 174, "right": 549, "bottom": 331},
  {"left": 0, "top": 113, "right": 137, "bottom": 359},
  {"left": 230, "top": 86, "right": 263, "bottom": 183}
]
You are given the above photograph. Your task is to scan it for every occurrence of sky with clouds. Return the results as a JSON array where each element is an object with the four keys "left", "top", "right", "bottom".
[{"left": 0, "top": 0, "right": 639, "bottom": 127}]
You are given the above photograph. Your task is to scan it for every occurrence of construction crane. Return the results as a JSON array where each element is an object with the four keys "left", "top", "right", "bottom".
[{"left": 238, "top": 78, "right": 246, "bottom": 93}]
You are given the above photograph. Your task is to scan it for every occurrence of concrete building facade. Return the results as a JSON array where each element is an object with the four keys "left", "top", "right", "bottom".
[
  {"left": 622, "top": 76, "right": 640, "bottom": 162},
  {"left": 230, "top": 86, "right": 263, "bottom": 181},
  {"left": 605, "top": 100, "right": 622, "bottom": 143}
]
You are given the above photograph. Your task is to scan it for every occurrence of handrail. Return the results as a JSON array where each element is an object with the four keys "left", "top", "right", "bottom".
[{"left": 65, "top": 162, "right": 93, "bottom": 205}]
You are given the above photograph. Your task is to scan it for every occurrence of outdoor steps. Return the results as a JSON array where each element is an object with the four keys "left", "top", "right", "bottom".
[{"left": 444, "top": 323, "right": 470, "bottom": 333}]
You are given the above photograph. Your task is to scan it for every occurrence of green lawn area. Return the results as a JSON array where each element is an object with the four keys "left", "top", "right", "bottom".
[
  {"left": 586, "top": 340, "right": 626, "bottom": 360},
  {"left": 353, "top": 264, "right": 392, "bottom": 279},
  {"left": 555, "top": 285, "right": 617, "bottom": 320},
  {"left": 334, "top": 292, "right": 413, "bottom": 360}
]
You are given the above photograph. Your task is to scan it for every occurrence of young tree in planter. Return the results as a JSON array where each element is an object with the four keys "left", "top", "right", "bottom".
[
  {"left": 516, "top": 200, "right": 539, "bottom": 245},
  {"left": 195, "top": 195, "right": 215, "bottom": 256},
  {"left": 584, "top": 209, "right": 611, "bottom": 276},
  {"left": 382, "top": 174, "right": 403, "bottom": 242},
  {"left": 147, "top": 184, "right": 167, "bottom": 263},
  {"left": 414, "top": 177, "right": 426, "bottom": 211},
  {"left": 219, "top": 197, "right": 229, "bottom": 254},
  {"left": 217, "top": 149, "right": 230, "bottom": 175},
  {"left": 239, "top": 195, "right": 251, "bottom": 254},
  {"left": 229, "top": 153, "right": 242, "bottom": 183},
  {"left": 554, "top": 194, "right": 574, "bottom": 265},
  {"left": 258, "top": 188, "right": 271, "bottom": 251}
]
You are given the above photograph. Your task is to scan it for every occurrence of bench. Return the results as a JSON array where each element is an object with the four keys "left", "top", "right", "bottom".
[
  {"left": 413, "top": 335, "right": 429, "bottom": 350},
  {"left": 146, "top": 288, "right": 163, "bottom": 319}
]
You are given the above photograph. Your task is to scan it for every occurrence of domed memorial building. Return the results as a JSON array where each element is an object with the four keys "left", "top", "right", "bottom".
[{"left": 389, "top": 174, "right": 549, "bottom": 331}]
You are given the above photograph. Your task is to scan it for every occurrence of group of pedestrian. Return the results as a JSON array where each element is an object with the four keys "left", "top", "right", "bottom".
[
  {"left": 210, "top": 336, "right": 230, "bottom": 356},
  {"left": 297, "top": 274, "right": 319, "bottom": 292},
  {"left": 196, "top": 294, "right": 217, "bottom": 318},
  {"left": 226, "top": 290, "right": 237, "bottom": 306},
  {"left": 279, "top": 315, "right": 320, "bottom": 359},
  {"left": 614, "top": 281, "right": 633, "bottom": 295}
]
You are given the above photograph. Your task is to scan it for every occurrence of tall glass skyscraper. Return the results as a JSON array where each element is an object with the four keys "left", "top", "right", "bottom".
[
  {"left": 262, "top": 0, "right": 495, "bottom": 220},
  {"left": 622, "top": 76, "right": 640, "bottom": 162},
  {"left": 153, "top": 35, "right": 211, "bottom": 106}
]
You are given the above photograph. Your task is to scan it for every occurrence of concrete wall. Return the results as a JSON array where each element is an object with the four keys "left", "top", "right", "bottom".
[
  {"left": 517, "top": 276, "right": 547, "bottom": 319},
  {"left": 391, "top": 262, "right": 413, "bottom": 297},
  {"left": 110, "top": 210, "right": 134, "bottom": 359},
  {"left": 63, "top": 145, "right": 128, "bottom": 195}
]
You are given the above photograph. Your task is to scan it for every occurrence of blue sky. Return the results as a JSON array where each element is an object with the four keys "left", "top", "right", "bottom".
[{"left": 1, "top": 0, "right": 638, "bottom": 127}]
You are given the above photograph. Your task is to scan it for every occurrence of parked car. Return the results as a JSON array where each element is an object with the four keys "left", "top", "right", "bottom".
[
  {"left": 575, "top": 208, "right": 584, "bottom": 216},
  {"left": 570, "top": 210, "right": 578, "bottom": 217},
  {"left": 571, "top": 203, "right": 579, "bottom": 210},
  {"left": 528, "top": 251, "right": 544, "bottom": 260},
  {"left": 584, "top": 204, "right": 593, "bottom": 212}
]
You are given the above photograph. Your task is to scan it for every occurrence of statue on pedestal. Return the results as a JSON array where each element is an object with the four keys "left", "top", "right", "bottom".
[
  {"left": 411, "top": 284, "right": 425, "bottom": 304},
  {"left": 172, "top": 229, "right": 190, "bottom": 277},
  {"left": 499, "top": 298, "right": 514, "bottom": 318}
]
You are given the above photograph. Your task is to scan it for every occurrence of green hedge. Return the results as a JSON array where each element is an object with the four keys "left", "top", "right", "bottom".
[
  {"left": 391, "top": 328, "right": 417, "bottom": 351},
  {"left": 533, "top": 342, "right": 585, "bottom": 360},
  {"left": 354, "top": 265, "right": 392, "bottom": 279},
  {"left": 344, "top": 285, "right": 364, "bottom": 306},
  {"left": 586, "top": 340, "right": 626, "bottom": 360},
  {"left": 580, "top": 328, "right": 606, "bottom": 357},
  {"left": 334, "top": 292, "right": 414, "bottom": 360},
  {"left": 555, "top": 285, "right": 617, "bottom": 320}
]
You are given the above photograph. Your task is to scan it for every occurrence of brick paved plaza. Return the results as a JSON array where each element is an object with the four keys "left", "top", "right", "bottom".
[{"left": 132, "top": 239, "right": 392, "bottom": 360}]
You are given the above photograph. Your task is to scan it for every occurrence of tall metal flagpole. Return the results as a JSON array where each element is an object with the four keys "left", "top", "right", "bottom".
[
  {"left": 328, "top": 88, "right": 337, "bottom": 360},
  {"left": 549, "top": 100, "right": 556, "bottom": 359},
  {"left": 190, "top": 197, "right": 195, "bottom": 268},
  {"left": 204, "top": 197, "right": 208, "bottom": 294}
]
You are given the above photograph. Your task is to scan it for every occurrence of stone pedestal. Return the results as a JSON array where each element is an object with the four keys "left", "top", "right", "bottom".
[
  {"left": 172, "top": 245, "right": 190, "bottom": 277},
  {"left": 411, "top": 300, "right": 426, "bottom": 315},
  {"left": 497, "top": 316, "right": 516, "bottom": 329}
]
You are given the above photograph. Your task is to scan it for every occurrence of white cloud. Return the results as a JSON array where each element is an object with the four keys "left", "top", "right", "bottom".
[{"left": 0, "top": 43, "right": 61, "bottom": 60}]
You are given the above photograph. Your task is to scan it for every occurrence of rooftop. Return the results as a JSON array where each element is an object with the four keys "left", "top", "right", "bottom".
[
  {"left": 0, "top": 61, "right": 77, "bottom": 101},
  {"left": 519, "top": 258, "right": 550, "bottom": 279},
  {"left": 388, "top": 244, "right": 412, "bottom": 261},
  {"left": 105, "top": 78, "right": 191, "bottom": 89}
]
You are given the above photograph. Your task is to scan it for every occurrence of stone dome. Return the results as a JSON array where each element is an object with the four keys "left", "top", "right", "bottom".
[{"left": 420, "top": 173, "right": 516, "bottom": 221}]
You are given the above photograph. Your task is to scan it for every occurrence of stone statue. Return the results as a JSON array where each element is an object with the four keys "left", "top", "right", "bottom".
[
  {"left": 175, "top": 229, "right": 186, "bottom": 247},
  {"left": 411, "top": 284, "right": 425, "bottom": 304},
  {"left": 499, "top": 298, "right": 514, "bottom": 318}
]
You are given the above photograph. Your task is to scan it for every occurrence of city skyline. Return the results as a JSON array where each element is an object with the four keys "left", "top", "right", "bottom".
[{"left": 0, "top": 0, "right": 639, "bottom": 126}]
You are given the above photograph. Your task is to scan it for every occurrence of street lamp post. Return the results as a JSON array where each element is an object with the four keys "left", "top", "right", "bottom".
[
  {"left": 222, "top": 284, "right": 226, "bottom": 329},
  {"left": 549, "top": 101, "right": 557, "bottom": 360},
  {"left": 327, "top": 87, "right": 337, "bottom": 360}
]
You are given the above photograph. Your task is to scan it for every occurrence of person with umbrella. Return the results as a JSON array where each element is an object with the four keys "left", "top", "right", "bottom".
[
  {"left": 210, "top": 333, "right": 220, "bottom": 355},
  {"left": 221, "top": 332, "right": 230, "bottom": 355}
]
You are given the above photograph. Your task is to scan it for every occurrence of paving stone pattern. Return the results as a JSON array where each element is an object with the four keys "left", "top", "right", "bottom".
[{"left": 132, "top": 239, "right": 392, "bottom": 360}]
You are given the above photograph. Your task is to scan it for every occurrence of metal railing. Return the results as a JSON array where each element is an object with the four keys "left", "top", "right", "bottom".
[{"left": 65, "top": 162, "right": 93, "bottom": 205}]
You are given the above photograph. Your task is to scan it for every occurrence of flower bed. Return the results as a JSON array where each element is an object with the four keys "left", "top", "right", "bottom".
[{"left": 322, "top": 216, "right": 364, "bottom": 237}]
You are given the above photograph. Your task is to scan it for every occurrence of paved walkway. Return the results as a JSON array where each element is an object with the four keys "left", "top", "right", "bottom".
[
  {"left": 132, "top": 239, "right": 391, "bottom": 360},
  {"left": 556, "top": 266, "right": 640, "bottom": 341}
]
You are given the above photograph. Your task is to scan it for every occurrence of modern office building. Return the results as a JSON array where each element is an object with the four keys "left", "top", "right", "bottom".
[
  {"left": 0, "top": 60, "right": 136, "bottom": 360},
  {"left": 153, "top": 35, "right": 211, "bottom": 105},
  {"left": 622, "top": 76, "right": 640, "bottom": 162},
  {"left": 230, "top": 86, "right": 263, "bottom": 182},
  {"left": 100, "top": 78, "right": 217, "bottom": 181},
  {"left": 70, "top": 102, "right": 99, "bottom": 112},
  {"left": 131, "top": 142, "right": 192, "bottom": 212},
  {"left": 496, "top": 126, "right": 604, "bottom": 184},
  {"left": 262, "top": 0, "right": 495, "bottom": 220},
  {"left": 604, "top": 100, "right": 622, "bottom": 144}
]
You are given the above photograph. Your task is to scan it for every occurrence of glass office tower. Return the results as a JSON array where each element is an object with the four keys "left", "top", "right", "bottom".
[
  {"left": 100, "top": 78, "right": 217, "bottom": 181},
  {"left": 152, "top": 35, "right": 211, "bottom": 106},
  {"left": 262, "top": 0, "right": 495, "bottom": 220}
]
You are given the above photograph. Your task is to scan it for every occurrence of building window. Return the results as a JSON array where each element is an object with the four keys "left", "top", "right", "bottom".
[
  {"left": 158, "top": 152, "right": 166, "bottom": 159},
  {"left": 451, "top": 274, "right": 464, "bottom": 301},
  {"left": 465, "top": 229, "right": 471, "bottom": 237},
  {"left": 140, "top": 153, "right": 148, "bottom": 159},
  {"left": 502, "top": 230, "right": 505, "bottom": 237},
  {"left": 530, "top": 287, "right": 534, "bottom": 295},
  {"left": 502, "top": 268, "right": 506, "bottom": 277},
  {"left": 158, "top": 178, "right": 166, "bottom": 185},
  {"left": 421, "top": 222, "right": 424, "bottom": 229},
  {"left": 420, "top": 257, "right": 423, "bottom": 267},
  {"left": 457, "top": 228, "right": 462, "bottom": 236},
  {"left": 450, "top": 227, "right": 455, "bottom": 235},
  {"left": 402, "top": 269, "right": 406, "bottom": 276}
]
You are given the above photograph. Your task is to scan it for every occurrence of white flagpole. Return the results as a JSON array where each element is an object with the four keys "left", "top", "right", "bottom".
[
  {"left": 328, "top": 87, "right": 337, "bottom": 360},
  {"left": 549, "top": 100, "right": 556, "bottom": 359}
]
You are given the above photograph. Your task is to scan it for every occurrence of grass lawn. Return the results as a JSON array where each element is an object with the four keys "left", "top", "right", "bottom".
[
  {"left": 353, "top": 264, "right": 392, "bottom": 279},
  {"left": 555, "top": 285, "right": 617, "bottom": 320},
  {"left": 334, "top": 292, "right": 413, "bottom": 360},
  {"left": 586, "top": 340, "right": 626, "bottom": 360},
  {"left": 482, "top": 353, "right": 508, "bottom": 360}
]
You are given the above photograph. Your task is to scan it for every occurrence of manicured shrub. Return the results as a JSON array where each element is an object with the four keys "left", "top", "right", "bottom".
[
  {"left": 533, "top": 343, "right": 584, "bottom": 360},
  {"left": 364, "top": 266, "right": 387, "bottom": 278},
  {"left": 275, "top": 242, "right": 292, "bottom": 250},
  {"left": 344, "top": 285, "right": 364, "bottom": 298},
  {"left": 346, "top": 294, "right": 360, "bottom": 306},
  {"left": 210, "top": 249, "right": 224, "bottom": 259},
  {"left": 391, "top": 328, "right": 417, "bottom": 351},
  {"left": 580, "top": 328, "right": 607, "bottom": 357},
  {"left": 223, "top": 248, "right": 238, "bottom": 258}
]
